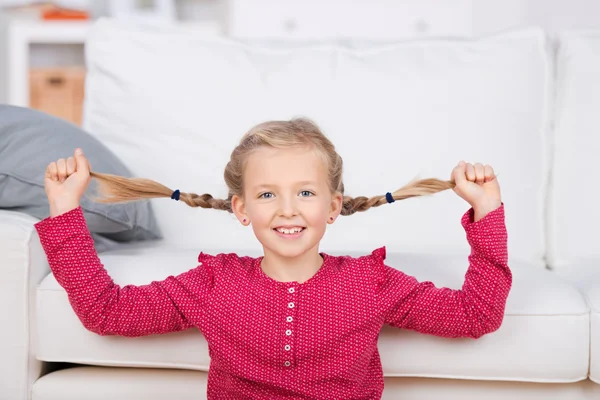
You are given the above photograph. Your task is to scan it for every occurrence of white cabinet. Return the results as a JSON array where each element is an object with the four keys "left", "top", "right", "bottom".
[
  {"left": 226, "top": 0, "right": 474, "bottom": 39},
  {"left": 0, "top": 18, "right": 91, "bottom": 108},
  {"left": 0, "top": 16, "right": 219, "bottom": 118}
]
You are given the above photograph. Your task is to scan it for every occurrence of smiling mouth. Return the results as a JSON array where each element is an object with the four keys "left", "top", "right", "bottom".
[{"left": 273, "top": 227, "right": 306, "bottom": 235}]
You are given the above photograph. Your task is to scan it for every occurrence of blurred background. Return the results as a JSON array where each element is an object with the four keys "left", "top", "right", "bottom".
[{"left": 1, "top": 0, "right": 599, "bottom": 127}]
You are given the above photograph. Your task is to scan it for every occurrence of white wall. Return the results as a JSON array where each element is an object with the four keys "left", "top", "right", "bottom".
[
  {"left": 472, "top": 0, "right": 524, "bottom": 35},
  {"left": 2, "top": 0, "right": 599, "bottom": 36},
  {"left": 521, "top": 0, "right": 600, "bottom": 32},
  {"left": 472, "top": 0, "right": 600, "bottom": 35}
]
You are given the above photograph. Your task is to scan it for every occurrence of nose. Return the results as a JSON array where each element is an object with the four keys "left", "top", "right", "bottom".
[{"left": 277, "top": 194, "right": 298, "bottom": 218}]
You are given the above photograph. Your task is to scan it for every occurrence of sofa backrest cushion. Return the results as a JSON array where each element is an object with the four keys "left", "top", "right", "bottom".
[
  {"left": 548, "top": 30, "right": 600, "bottom": 269},
  {"left": 83, "top": 19, "right": 552, "bottom": 266}
]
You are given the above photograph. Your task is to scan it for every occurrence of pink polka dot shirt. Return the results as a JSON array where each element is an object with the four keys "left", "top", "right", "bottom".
[{"left": 34, "top": 204, "right": 511, "bottom": 399}]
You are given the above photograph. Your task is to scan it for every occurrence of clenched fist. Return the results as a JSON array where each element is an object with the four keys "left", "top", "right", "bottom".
[
  {"left": 451, "top": 161, "right": 502, "bottom": 221},
  {"left": 44, "top": 148, "right": 92, "bottom": 217}
]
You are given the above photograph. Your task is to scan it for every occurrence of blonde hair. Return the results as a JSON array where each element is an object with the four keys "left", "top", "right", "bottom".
[{"left": 89, "top": 117, "right": 455, "bottom": 215}]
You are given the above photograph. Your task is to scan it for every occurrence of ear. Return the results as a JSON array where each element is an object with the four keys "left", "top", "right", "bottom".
[
  {"left": 231, "top": 194, "right": 250, "bottom": 225},
  {"left": 328, "top": 191, "right": 344, "bottom": 224}
]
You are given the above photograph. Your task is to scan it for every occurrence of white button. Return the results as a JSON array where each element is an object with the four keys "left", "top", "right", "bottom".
[
  {"left": 285, "top": 329, "right": 292, "bottom": 336},
  {"left": 288, "top": 302, "right": 294, "bottom": 308},
  {"left": 284, "top": 361, "right": 291, "bottom": 367},
  {"left": 285, "top": 345, "right": 291, "bottom": 351},
  {"left": 286, "top": 316, "right": 293, "bottom": 322},
  {"left": 288, "top": 287, "right": 295, "bottom": 293}
]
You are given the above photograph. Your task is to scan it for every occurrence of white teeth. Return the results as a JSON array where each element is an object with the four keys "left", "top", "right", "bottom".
[{"left": 277, "top": 227, "right": 303, "bottom": 234}]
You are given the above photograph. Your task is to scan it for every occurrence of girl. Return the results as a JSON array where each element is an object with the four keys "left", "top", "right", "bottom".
[{"left": 35, "top": 118, "right": 510, "bottom": 399}]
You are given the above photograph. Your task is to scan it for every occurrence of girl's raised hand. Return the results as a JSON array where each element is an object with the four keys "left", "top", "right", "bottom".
[
  {"left": 451, "top": 161, "right": 501, "bottom": 218},
  {"left": 44, "top": 148, "right": 92, "bottom": 217}
]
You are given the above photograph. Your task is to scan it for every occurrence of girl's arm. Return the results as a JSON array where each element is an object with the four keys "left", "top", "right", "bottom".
[
  {"left": 35, "top": 206, "right": 211, "bottom": 337},
  {"left": 377, "top": 204, "right": 511, "bottom": 339}
]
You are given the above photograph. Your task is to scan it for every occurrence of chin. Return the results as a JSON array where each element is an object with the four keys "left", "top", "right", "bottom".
[
  {"left": 260, "top": 239, "right": 316, "bottom": 259},
  {"left": 268, "top": 245, "right": 310, "bottom": 259}
]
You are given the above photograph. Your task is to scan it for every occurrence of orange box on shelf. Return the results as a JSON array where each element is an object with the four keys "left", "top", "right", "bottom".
[
  {"left": 29, "top": 67, "right": 86, "bottom": 126},
  {"left": 42, "top": 8, "right": 90, "bottom": 21}
]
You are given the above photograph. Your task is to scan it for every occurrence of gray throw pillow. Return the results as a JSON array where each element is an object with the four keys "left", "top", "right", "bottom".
[{"left": 0, "top": 105, "right": 162, "bottom": 252}]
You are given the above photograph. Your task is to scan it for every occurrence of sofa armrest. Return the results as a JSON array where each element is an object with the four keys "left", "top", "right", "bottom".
[{"left": 0, "top": 210, "right": 49, "bottom": 400}]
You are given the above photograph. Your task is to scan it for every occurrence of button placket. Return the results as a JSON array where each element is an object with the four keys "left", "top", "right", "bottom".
[{"left": 283, "top": 284, "right": 298, "bottom": 368}]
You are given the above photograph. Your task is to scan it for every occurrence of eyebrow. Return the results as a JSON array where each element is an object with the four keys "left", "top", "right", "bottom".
[{"left": 252, "top": 181, "right": 319, "bottom": 190}]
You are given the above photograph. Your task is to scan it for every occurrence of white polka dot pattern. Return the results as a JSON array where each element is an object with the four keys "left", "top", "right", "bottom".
[{"left": 34, "top": 204, "right": 511, "bottom": 399}]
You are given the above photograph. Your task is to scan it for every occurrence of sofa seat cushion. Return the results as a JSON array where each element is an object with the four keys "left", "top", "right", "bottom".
[
  {"left": 31, "top": 367, "right": 600, "bottom": 400},
  {"left": 555, "top": 262, "right": 600, "bottom": 384},
  {"left": 36, "top": 243, "right": 589, "bottom": 382},
  {"left": 32, "top": 367, "right": 207, "bottom": 400}
]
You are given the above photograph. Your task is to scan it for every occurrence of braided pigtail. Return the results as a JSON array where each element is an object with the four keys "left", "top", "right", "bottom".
[
  {"left": 88, "top": 171, "right": 232, "bottom": 212},
  {"left": 340, "top": 178, "right": 456, "bottom": 216}
]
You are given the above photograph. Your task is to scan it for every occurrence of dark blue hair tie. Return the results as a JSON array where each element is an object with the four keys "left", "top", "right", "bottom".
[
  {"left": 171, "top": 189, "right": 180, "bottom": 201},
  {"left": 385, "top": 192, "right": 395, "bottom": 203}
]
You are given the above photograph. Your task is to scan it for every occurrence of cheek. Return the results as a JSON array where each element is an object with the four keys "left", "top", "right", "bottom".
[
  {"left": 245, "top": 204, "right": 272, "bottom": 226},
  {"left": 253, "top": 215, "right": 271, "bottom": 228},
  {"left": 306, "top": 200, "right": 330, "bottom": 223}
]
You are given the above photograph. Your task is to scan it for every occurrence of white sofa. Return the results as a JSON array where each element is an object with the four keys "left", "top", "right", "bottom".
[{"left": 2, "top": 19, "right": 600, "bottom": 399}]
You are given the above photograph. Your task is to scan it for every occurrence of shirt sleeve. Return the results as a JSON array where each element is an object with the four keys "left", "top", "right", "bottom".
[
  {"left": 373, "top": 203, "right": 512, "bottom": 339},
  {"left": 34, "top": 206, "right": 213, "bottom": 337}
]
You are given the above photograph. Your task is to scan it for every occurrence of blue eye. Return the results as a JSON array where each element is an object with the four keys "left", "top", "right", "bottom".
[
  {"left": 259, "top": 192, "right": 274, "bottom": 199},
  {"left": 300, "top": 191, "right": 313, "bottom": 197}
]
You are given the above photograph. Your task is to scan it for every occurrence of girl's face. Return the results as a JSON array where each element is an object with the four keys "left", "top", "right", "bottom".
[{"left": 233, "top": 145, "right": 342, "bottom": 260}]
